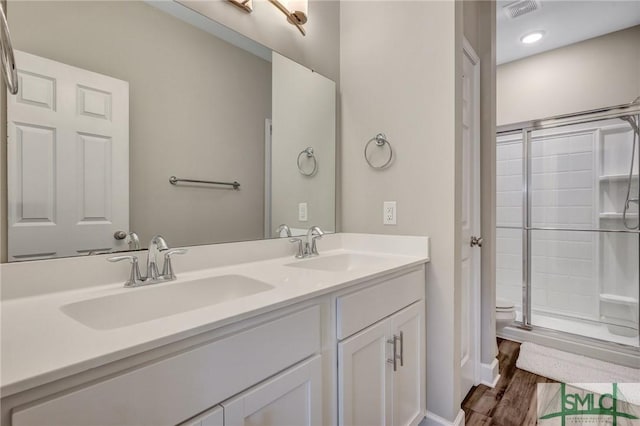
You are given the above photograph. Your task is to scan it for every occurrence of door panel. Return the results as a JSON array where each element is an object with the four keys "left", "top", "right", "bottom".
[
  {"left": 7, "top": 50, "right": 129, "bottom": 260},
  {"left": 338, "top": 320, "right": 391, "bottom": 426}
]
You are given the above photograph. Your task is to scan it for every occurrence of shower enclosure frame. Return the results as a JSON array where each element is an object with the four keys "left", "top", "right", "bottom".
[{"left": 497, "top": 101, "right": 640, "bottom": 353}]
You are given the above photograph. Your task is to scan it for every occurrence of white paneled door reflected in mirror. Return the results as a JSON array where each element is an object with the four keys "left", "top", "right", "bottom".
[{"left": 4, "top": 1, "right": 336, "bottom": 262}]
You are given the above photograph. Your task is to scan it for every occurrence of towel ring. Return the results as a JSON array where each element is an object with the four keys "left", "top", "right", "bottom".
[
  {"left": 297, "top": 147, "right": 318, "bottom": 176},
  {"left": 364, "top": 133, "right": 393, "bottom": 169}
]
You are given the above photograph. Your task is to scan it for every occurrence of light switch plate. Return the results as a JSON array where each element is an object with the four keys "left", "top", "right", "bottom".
[
  {"left": 383, "top": 201, "right": 396, "bottom": 225},
  {"left": 299, "top": 202, "right": 308, "bottom": 221}
]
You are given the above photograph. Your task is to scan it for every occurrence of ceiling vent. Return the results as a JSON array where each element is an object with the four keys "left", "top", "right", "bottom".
[{"left": 503, "top": 0, "right": 542, "bottom": 19}]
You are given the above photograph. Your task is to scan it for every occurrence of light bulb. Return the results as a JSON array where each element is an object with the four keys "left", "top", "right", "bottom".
[{"left": 521, "top": 31, "right": 544, "bottom": 44}]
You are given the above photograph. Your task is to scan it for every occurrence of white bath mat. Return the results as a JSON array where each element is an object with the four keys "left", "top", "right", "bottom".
[{"left": 516, "top": 342, "right": 640, "bottom": 404}]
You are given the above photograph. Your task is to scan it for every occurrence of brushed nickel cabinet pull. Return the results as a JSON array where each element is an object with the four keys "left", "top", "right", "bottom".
[
  {"left": 387, "top": 336, "right": 398, "bottom": 371},
  {"left": 399, "top": 331, "right": 404, "bottom": 367}
]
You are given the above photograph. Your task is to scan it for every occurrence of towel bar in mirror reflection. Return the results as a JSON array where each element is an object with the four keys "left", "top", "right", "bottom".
[{"left": 169, "top": 176, "right": 241, "bottom": 190}]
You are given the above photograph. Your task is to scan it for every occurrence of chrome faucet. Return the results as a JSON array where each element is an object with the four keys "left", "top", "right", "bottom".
[
  {"left": 289, "top": 226, "right": 324, "bottom": 259},
  {"left": 306, "top": 226, "right": 324, "bottom": 256},
  {"left": 108, "top": 235, "right": 187, "bottom": 287},
  {"left": 125, "top": 232, "right": 141, "bottom": 250},
  {"left": 275, "top": 224, "right": 292, "bottom": 238},
  {"left": 147, "top": 235, "right": 169, "bottom": 280},
  {"left": 113, "top": 230, "right": 141, "bottom": 250}
]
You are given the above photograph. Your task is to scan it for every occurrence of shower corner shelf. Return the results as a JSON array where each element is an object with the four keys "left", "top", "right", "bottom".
[{"left": 599, "top": 174, "right": 639, "bottom": 182}]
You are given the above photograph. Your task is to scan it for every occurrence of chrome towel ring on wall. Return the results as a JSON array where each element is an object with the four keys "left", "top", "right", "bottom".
[
  {"left": 0, "top": 4, "right": 18, "bottom": 95},
  {"left": 365, "top": 133, "right": 393, "bottom": 169},
  {"left": 297, "top": 147, "right": 318, "bottom": 176}
]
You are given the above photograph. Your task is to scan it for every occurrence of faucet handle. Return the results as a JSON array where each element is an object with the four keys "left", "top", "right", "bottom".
[
  {"left": 107, "top": 255, "right": 142, "bottom": 287},
  {"left": 310, "top": 234, "right": 323, "bottom": 256},
  {"left": 164, "top": 248, "right": 188, "bottom": 257},
  {"left": 162, "top": 248, "right": 188, "bottom": 279},
  {"left": 107, "top": 255, "right": 137, "bottom": 263},
  {"left": 289, "top": 238, "right": 305, "bottom": 259}
]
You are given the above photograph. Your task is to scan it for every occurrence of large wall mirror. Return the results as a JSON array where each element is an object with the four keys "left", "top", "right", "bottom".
[{"left": 3, "top": 0, "right": 336, "bottom": 262}]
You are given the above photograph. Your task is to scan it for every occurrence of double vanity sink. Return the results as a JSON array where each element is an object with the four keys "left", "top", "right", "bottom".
[
  {"left": 1, "top": 233, "right": 430, "bottom": 426},
  {"left": 61, "top": 275, "right": 274, "bottom": 330},
  {"left": 61, "top": 253, "right": 388, "bottom": 330}
]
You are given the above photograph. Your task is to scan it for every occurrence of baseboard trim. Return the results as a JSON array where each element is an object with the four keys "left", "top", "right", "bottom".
[
  {"left": 480, "top": 358, "right": 500, "bottom": 388},
  {"left": 425, "top": 409, "right": 465, "bottom": 426}
]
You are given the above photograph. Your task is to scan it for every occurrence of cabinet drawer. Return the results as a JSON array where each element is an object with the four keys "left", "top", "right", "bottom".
[
  {"left": 337, "top": 268, "right": 424, "bottom": 340},
  {"left": 12, "top": 306, "right": 321, "bottom": 426}
]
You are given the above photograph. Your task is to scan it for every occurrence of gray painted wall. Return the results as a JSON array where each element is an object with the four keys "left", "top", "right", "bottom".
[
  {"left": 340, "top": 1, "right": 464, "bottom": 421},
  {"left": 178, "top": 0, "right": 340, "bottom": 83},
  {"left": 498, "top": 25, "right": 640, "bottom": 125}
]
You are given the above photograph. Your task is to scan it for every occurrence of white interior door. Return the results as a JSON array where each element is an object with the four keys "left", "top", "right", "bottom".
[
  {"left": 460, "top": 39, "right": 481, "bottom": 397},
  {"left": 7, "top": 50, "right": 129, "bottom": 261}
]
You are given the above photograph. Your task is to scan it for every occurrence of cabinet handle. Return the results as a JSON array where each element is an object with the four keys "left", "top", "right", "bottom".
[
  {"left": 386, "top": 336, "right": 398, "bottom": 371},
  {"left": 399, "top": 331, "right": 404, "bottom": 367}
]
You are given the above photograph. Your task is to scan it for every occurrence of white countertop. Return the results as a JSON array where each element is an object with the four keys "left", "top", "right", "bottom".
[{"left": 1, "top": 234, "right": 429, "bottom": 397}]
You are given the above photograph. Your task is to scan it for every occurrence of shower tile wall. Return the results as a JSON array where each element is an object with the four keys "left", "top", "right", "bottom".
[
  {"left": 496, "top": 136, "right": 523, "bottom": 308},
  {"left": 497, "top": 130, "right": 598, "bottom": 319},
  {"left": 530, "top": 130, "right": 597, "bottom": 319}
]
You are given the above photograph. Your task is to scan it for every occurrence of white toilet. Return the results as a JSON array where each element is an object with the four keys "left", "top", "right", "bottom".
[{"left": 496, "top": 298, "right": 516, "bottom": 333}]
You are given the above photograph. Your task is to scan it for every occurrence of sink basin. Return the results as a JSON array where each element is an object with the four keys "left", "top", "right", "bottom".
[
  {"left": 61, "top": 275, "right": 273, "bottom": 330},
  {"left": 285, "top": 253, "right": 390, "bottom": 272}
]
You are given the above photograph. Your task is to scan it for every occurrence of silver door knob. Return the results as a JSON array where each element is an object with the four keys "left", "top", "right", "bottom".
[
  {"left": 114, "top": 231, "right": 127, "bottom": 240},
  {"left": 470, "top": 236, "right": 483, "bottom": 247}
]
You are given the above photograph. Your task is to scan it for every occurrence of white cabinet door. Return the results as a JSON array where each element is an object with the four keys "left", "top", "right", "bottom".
[
  {"left": 222, "top": 355, "right": 322, "bottom": 426},
  {"left": 338, "top": 320, "right": 392, "bottom": 426},
  {"left": 181, "top": 405, "right": 224, "bottom": 426},
  {"left": 7, "top": 50, "right": 129, "bottom": 261},
  {"left": 338, "top": 302, "right": 425, "bottom": 426},
  {"left": 391, "top": 302, "right": 426, "bottom": 426}
]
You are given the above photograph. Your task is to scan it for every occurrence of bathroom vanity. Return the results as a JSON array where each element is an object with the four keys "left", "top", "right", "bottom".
[{"left": 0, "top": 234, "right": 429, "bottom": 426}]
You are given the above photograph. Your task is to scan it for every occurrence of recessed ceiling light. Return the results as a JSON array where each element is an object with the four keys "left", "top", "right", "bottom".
[{"left": 521, "top": 31, "right": 545, "bottom": 44}]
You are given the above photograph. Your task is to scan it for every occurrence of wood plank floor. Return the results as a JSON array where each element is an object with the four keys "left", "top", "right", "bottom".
[{"left": 462, "top": 339, "right": 557, "bottom": 426}]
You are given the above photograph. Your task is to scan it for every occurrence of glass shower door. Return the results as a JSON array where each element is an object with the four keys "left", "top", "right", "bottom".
[
  {"left": 496, "top": 132, "right": 524, "bottom": 318},
  {"left": 526, "top": 118, "right": 639, "bottom": 347}
]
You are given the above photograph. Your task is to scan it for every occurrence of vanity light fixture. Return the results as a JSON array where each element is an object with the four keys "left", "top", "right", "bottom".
[
  {"left": 227, "top": 0, "right": 253, "bottom": 13},
  {"left": 520, "top": 30, "right": 544, "bottom": 44},
  {"left": 268, "top": 0, "right": 308, "bottom": 36}
]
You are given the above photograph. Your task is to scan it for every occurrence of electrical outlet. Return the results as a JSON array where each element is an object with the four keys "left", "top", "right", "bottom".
[
  {"left": 383, "top": 201, "right": 396, "bottom": 225},
  {"left": 298, "top": 202, "right": 308, "bottom": 222}
]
